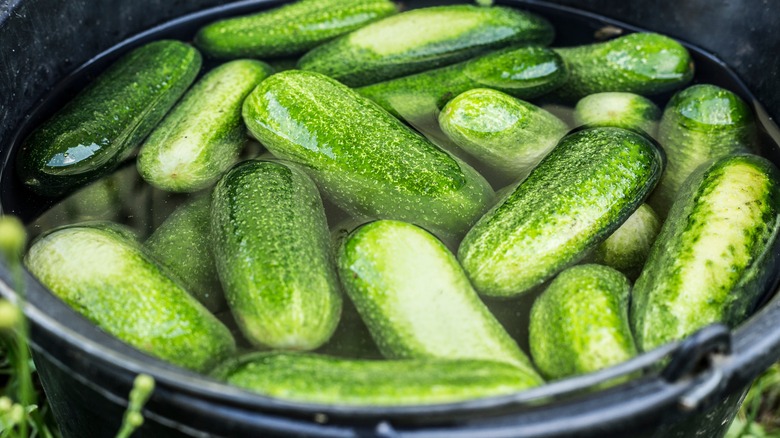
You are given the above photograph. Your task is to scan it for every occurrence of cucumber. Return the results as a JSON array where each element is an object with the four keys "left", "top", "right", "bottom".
[
  {"left": 439, "top": 88, "right": 569, "bottom": 184},
  {"left": 24, "top": 222, "right": 235, "bottom": 372},
  {"left": 554, "top": 33, "right": 693, "bottom": 101},
  {"left": 631, "top": 154, "right": 780, "bottom": 351},
  {"left": 145, "top": 196, "right": 225, "bottom": 313},
  {"left": 458, "top": 126, "right": 663, "bottom": 298},
  {"left": 529, "top": 264, "right": 636, "bottom": 379},
  {"left": 17, "top": 40, "right": 202, "bottom": 197},
  {"left": 298, "top": 5, "right": 554, "bottom": 87},
  {"left": 242, "top": 70, "right": 494, "bottom": 239},
  {"left": 212, "top": 352, "right": 541, "bottom": 405},
  {"left": 137, "top": 59, "right": 273, "bottom": 193},
  {"left": 338, "top": 220, "right": 542, "bottom": 378},
  {"left": 194, "top": 0, "right": 397, "bottom": 59},
  {"left": 315, "top": 297, "right": 382, "bottom": 360},
  {"left": 357, "top": 46, "right": 567, "bottom": 120},
  {"left": 648, "top": 84, "right": 757, "bottom": 217},
  {"left": 211, "top": 160, "right": 342, "bottom": 350},
  {"left": 573, "top": 92, "right": 661, "bottom": 137},
  {"left": 590, "top": 203, "right": 661, "bottom": 280}
]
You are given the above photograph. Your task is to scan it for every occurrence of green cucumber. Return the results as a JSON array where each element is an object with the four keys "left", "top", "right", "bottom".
[
  {"left": 24, "top": 222, "right": 235, "bottom": 372},
  {"left": 17, "top": 40, "right": 202, "bottom": 197},
  {"left": 458, "top": 126, "right": 663, "bottom": 298},
  {"left": 590, "top": 203, "right": 661, "bottom": 280},
  {"left": 242, "top": 70, "right": 494, "bottom": 239},
  {"left": 211, "top": 160, "right": 342, "bottom": 350},
  {"left": 298, "top": 5, "right": 554, "bottom": 87},
  {"left": 137, "top": 59, "right": 273, "bottom": 193},
  {"left": 648, "top": 84, "right": 757, "bottom": 217},
  {"left": 358, "top": 46, "right": 567, "bottom": 120},
  {"left": 145, "top": 196, "right": 225, "bottom": 313},
  {"left": 631, "top": 154, "right": 780, "bottom": 351},
  {"left": 213, "top": 352, "right": 541, "bottom": 405},
  {"left": 573, "top": 92, "right": 661, "bottom": 137},
  {"left": 439, "top": 88, "right": 569, "bottom": 184},
  {"left": 194, "top": 0, "right": 397, "bottom": 59},
  {"left": 529, "top": 264, "right": 636, "bottom": 379},
  {"left": 554, "top": 33, "right": 693, "bottom": 101},
  {"left": 338, "top": 220, "right": 542, "bottom": 378}
]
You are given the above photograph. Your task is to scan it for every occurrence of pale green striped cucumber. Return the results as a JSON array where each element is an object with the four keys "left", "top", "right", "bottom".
[
  {"left": 439, "top": 88, "right": 569, "bottom": 184},
  {"left": 631, "top": 154, "right": 780, "bottom": 351},
  {"left": 458, "top": 126, "right": 663, "bottom": 298},
  {"left": 554, "top": 33, "right": 693, "bottom": 101},
  {"left": 573, "top": 92, "right": 661, "bottom": 137},
  {"left": 194, "top": 0, "right": 397, "bottom": 59},
  {"left": 590, "top": 203, "right": 661, "bottom": 280},
  {"left": 298, "top": 5, "right": 554, "bottom": 87},
  {"left": 145, "top": 196, "right": 225, "bottom": 313},
  {"left": 648, "top": 84, "right": 757, "bottom": 217},
  {"left": 137, "top": 59, "right": 273, "bottom": 192},
  {"left": 338, "top": 220, "right": 542, "bottom": 379},
  {"left": 529, "top": 264, "right": 636, "bottom": 379},
  {"left": 25, "top": 222, "right": 235, "bottom": 372},
  {"left": 242, "top": 70, "right": 494, "bottom": 239},
  {"left": 211, "top": 160, "right": 342, "bottom": 350},
  {"left": 213, "top": 352, "right": 541, "bottom": 405},
  {"left": 17, "top": 40, "right": 201, "bottom": 197},
  {"left": 358, "top": 46, "right": 567, "bottom": 120}
]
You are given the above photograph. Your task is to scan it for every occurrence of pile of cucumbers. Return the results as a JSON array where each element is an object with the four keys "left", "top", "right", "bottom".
[{"left": 18, "top": 0, "right": 780, "bottom": 406}]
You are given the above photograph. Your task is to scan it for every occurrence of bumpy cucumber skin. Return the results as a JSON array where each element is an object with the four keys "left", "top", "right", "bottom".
[
  {"left": 24, "top": 222, "right": 235, "bottom": 372},
  {"left": 137, "top": 60, "right": 273, "bottom": 193},
  {"left": 211, "top": 160, "right": 342, "bottom": 350},
  {"left": 338, "top": 220, "right": 542, "bottom": 377},
  {"left": 212, "top": 352, "right": 542, "bottom": 405},
  {"left": 458, "top": 127, "right": 664, "bottom": 298},
  {"left": 554, "top": 33, "right": 693, "bottom": 101},
  {"left": 17, "top": 40, "right": 202, "bottom": 197},
  {"left": 591, "top": 203, "right": 661, "bottom": 280},
  {"left": 573, "top": 92, "right": 661, "bottom": 137},
  {"left": 145, "top": 196, "right": 225, "bottom": 313},
  {"left": 439, "top": 88, "right": 569, "bottom": 182},
  {"left": 242, "top": 70, "right": 494, "bottom": 239},
  {"left": 298, "top": 5, "right": 554, "bottom": 87},
  {"left": 530, "top": 264, "right": 636, "bottom": 379},
  {"left": 195, "top": 0, "right": 397, "bottom": 59},
  {"left": 648, "top": 84, "right": 756, "bottom": 217},
  {"left": 358, "top": 46, "right": 567, "bottom": 119},
  {"left": 632, "top": 154, "right": 780, "bottom": 351}
]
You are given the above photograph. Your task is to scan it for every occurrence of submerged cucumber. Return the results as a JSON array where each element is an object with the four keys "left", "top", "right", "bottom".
[
  {"left": 211, "top": 160, "right": 342, "bottom": 350},
  {"left": 529, "top": 264, "right": 636, "bottom": 379},
  {"left": 137, "top": 59, "right": 273, "bottom": 192},
  {"left": 25, "top": 222, "right": 235, "bottom": 372},
  {"left": 590, "top": 203, "right": 661, "bottom": 280},
  {"left": 17, "top": 40, "right": 202, "bottom": 197},
  {"left": 213, "top": 352, "right": 541, "bottom": 405},
  {"left": 632, "top": 154, "right": 780, "bottom": 351},
  {"left": 298, "top": 5, "right": 554, "bottom": 86},
  {"left": 242, "top": 70, "right": 494, "bottom": 239},
  {"left": 458, "top": 127, "right": 663, "bottom": 298},
  {"left": 573, "top": 92, "right": 661, "bottom": 137},
  {"left": 195, "top": 0, "right": 397, "bottom": 59}
]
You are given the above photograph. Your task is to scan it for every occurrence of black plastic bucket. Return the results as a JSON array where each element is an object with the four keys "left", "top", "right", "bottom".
[{"left": 1, "top": 0, "right": 780, "bottom": 437}]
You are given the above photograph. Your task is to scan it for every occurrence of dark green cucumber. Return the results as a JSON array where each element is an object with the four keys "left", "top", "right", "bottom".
[
  {"left": 458, "top": 127, "right": 663, "bottom": 298},
  {"left": 17, "top": 40, "right": 202, "bottom": 197},
  {"left": 590, "top": 203, "right": 661, "bottom": 280},
  {"left": 357, "top": 46, "right": 567, "bottom": 120},
  {"left": 298, "top": 5, "right": 554, "bottom": 87},
  {"left": 145, "top": 196, "right": 225, "bottom": 313},
  {"left": 194, "top": 0, "right": 397, "bottom": 59},
  {"left": 24, "top": 222, "right": 235, "bottom": 372},
  {"left": 211, "top": 160, "right": 342, "bottom": 350},
  {"left": 631, "top": 154, "right": 780, "bottom": 351},
  {"left": 554, "top": 33, "right": 693, "bottom": 101},
  {"left": 212, "top": 352, "right": 542, "bottom": 405},
  {"left": 648, "top": 84, "right": 757, "bottom": 217},
  {"left": 137, "top": 59, "right": 273, "bottom": 192},
  {"left": 338, "top": 220, "right": 542, "bottom": 379},
  {"left": 242, "top": 70, "right": 494, "bottom": 239},
  {"left": 573, "top": 92, "right": 661, "bottom": 137},
  {"left": 529, "top": 264, "right": 636, "bottom": 379}
]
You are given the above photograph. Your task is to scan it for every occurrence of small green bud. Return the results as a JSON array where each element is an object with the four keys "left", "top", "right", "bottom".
[
  {"left": 0, "top": 300, "right": 20, "bottom": 330},
  {"left": 0, "top": 396, "right": 12, "bottom": 412},
  {"left": 0, "top": 216, "right": 26, "bottom": 263}
]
